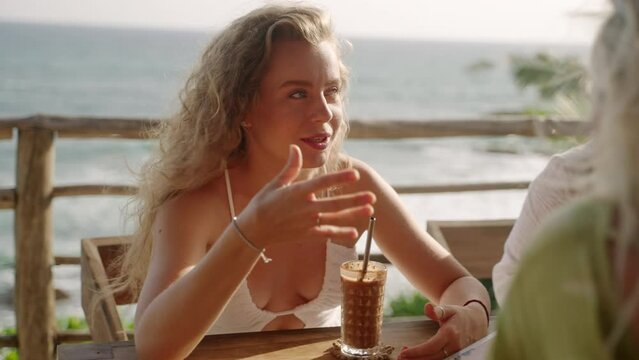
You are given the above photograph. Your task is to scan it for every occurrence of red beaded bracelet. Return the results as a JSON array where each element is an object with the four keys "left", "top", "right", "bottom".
[{"left": 463, "top": 299, "right": 490, "bottom": 326}]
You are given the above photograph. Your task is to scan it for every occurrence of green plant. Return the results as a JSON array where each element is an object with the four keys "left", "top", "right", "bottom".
[
  {"left": 511, "top": 52, "right": 588, "bottom": 100},
  {"left": 388, "top": 279, "right": 500, "bottom": 318},
  {"left": 0, "top": 327, "right": 15, "bottom": 336},
  {"left": 57, "top": 316, "right": 87, "bottom": 330},
  {"left": 479, "top": 279, "right": 499, "bottom": 311},
  {"left": 520, "top": 106, "right": 553, "bottom": 116},
  {"left": 389, "top": 292, "right": 429, "bottom": 317},
  {"left": 124, "top": 320, "right": 135, "bottom": 331},
  {"left": 510, "top": 52, "right": 590, "bottom": 118},
  {"left": 0, "top": 349, "right": 18, "bottom": 360},
  {"left": 0, "top": 327, "right": 17, "bottom": 360}
]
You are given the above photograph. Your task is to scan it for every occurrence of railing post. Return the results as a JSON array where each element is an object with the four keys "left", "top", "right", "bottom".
[{"left": 14, "top": 127, "right": 56, "bottom": 359}]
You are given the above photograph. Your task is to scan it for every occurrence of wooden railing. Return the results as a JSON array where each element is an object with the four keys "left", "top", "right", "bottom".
[{"left": 0, "top": 114, "right": 591, "bottom": 359}]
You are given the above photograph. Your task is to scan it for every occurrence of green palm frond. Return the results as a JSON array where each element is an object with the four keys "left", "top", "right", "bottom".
[{"left": 510, "top": 52, "right": 589, "bottom": 101}]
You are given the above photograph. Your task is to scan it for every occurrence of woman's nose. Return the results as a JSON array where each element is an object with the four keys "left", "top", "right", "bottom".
[{"left": 310, "top": 95, "right": 333, "bottom": 123}]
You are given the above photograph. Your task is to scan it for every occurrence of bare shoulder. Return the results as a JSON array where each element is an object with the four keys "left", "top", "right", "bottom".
[
  {"left": 154, "top": 176, "right": 230, "bottom": 250},
  {"left": 339, "top": 155, "right": 374, "bottom": 182},
  {"left": 339, "top": 154, "right": 389, "bottom": 193}
]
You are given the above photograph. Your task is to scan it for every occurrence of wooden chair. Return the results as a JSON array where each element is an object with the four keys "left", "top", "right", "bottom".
[
  {"left": 427, "top": 219, "right": 514, "bottom": 279},
  {"left": 80, "top": 236, "right": 134, "bottom": 342}
]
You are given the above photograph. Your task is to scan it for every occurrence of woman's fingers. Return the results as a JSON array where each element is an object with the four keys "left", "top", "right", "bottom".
[
  {"left": 309, "top": 205, "right": 374, "bottom": 241},
  {"left": 425, "top": 303, "right": 456, "bottom": 323},
  {"left": 271, "top": 145, "right": 360, "bottom": 193},
  {"left": 313, "top": 191, "right": 376, "bottom": 213},
  {"left": 311, "top": 224, "right": 360, "bottom": 241},
  {"left": 295, "top": 168, "right": 361, "bottom": 194},
  {"left": 399, "top": 329, "right": 450, "bottom": 359},
  {"left": 254, "top": 146, "right": 375, "bottom": 245},
  {"left": 398, "top": 304, "right": 466, "bottom": 359},
  {"left": 272, "top": 145, "right": 303, "bottom": 187},
  {"left": 316, "top": 205, "right": 374, "bottom": 227}
]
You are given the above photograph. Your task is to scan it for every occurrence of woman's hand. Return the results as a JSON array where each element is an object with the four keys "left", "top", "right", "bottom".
[
  {"left": 398, "top": 302, "right": 489, "bottom": 359},
  {"left": 237, "top": 145, "right": 376, "bottom": 247}
]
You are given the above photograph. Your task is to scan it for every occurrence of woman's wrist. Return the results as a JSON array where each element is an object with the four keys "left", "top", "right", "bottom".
[
  {"left": 232, "top": 215, "right": 271, "bottom": 263},
  {"left": 234, "top": 211, "right": 266, "bottom": 248},
  {"left": 463, "top": 299, "right": 490, "bottom": 328}
]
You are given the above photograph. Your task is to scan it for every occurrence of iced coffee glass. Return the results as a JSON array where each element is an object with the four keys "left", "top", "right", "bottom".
[{"left": 340, "top": 260, "right": 387, "bottom": 357}]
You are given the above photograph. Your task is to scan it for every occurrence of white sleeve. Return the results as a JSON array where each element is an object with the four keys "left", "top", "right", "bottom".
[{"left": 492, "top": 154, "right": 574, "bottom": 306}]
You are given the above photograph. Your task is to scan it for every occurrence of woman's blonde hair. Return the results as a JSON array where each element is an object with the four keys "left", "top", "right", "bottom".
[
  {"left": 115, "top": 4, "right": 351, "bottom": 299},
  {"left": 590, "top": 0, "right": 639, "bottom": 348}
]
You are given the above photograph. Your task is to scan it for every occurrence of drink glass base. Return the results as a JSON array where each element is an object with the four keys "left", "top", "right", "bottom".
[{"left": 330, "top": 339, "right": 394, "bottom": 360}]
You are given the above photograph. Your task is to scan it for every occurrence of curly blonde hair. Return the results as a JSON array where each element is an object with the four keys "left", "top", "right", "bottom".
[
  {"left": 115, "top": 4, "right": 351, "bottom": 299},
  {"left": 590, "top": 0, "right": 639, "bottom": 348}
]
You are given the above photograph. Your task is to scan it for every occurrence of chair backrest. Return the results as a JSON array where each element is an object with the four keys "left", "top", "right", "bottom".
[
  {"left": 80, "top": 236, "right": 134, "bottom": 342},
  {"left": 427, "top": 219, "right": 514, "bottom": 279}
]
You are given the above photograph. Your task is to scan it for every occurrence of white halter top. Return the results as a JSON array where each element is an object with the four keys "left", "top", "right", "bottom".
[{"left": 206, "top": 170, "right": 356, "bottom": 334}]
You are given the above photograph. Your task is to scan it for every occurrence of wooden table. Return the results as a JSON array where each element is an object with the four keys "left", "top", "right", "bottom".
[{"left": 57, "top": 317, "right": 454, "bottom": 359}]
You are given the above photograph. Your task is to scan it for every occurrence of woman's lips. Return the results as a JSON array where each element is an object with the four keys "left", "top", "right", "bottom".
[{"left": 300, "top": 134, "right": 330, "bottom": 150}]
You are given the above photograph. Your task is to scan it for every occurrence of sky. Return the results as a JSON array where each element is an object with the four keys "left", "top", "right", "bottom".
[{"left": 0, "top": 0, "right": 610, "bottom": 44}]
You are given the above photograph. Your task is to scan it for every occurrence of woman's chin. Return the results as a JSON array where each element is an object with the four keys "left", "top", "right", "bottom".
[{"left": 302, "top": 154, "right": 328, "bottom": 169}]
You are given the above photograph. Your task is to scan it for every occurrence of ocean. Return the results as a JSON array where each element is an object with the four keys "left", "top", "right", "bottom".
[{"left": 0, "top": 22, "right": 589, "bottom": 327}]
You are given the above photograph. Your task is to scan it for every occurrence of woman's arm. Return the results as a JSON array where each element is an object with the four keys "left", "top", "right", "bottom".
[
  {"left": 348, "top": 158, "right": 490, "bottom": 358},
  {"left": 134, "top": 190, "right": 263, "bottom": 359},
  {"left": 350, "top": 158, "right": 488, "bottom": 303}
]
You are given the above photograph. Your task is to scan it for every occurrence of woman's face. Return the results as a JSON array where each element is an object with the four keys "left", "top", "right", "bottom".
[{"left": 244, "top": 39, "right": 343, "bottom": 169}]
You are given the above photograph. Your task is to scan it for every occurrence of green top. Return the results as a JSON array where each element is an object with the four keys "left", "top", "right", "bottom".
[{"left": 490, "top": 197, "right": 638, "bottom": 359}]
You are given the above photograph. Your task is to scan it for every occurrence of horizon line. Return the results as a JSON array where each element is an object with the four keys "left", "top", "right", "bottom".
[{"left": 0, "top": 17, "right": 592, "bottom": 47}]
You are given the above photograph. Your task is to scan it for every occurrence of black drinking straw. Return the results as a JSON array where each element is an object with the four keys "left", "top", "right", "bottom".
[{"left": 359, "top": 216, "right": 376, "bottom": 281}]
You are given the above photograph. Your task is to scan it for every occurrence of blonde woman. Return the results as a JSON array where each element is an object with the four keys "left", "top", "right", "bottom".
[
  {"left": 122, "top": 5, "right": 490, "bottom": 359},
  {"left": 491, "top": 1, "right": 639, "bottom": 358}
]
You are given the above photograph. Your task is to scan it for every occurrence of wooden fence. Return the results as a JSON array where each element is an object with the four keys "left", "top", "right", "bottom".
[{"left": 0, "top": 114, "right": 591, "bottom": 359}]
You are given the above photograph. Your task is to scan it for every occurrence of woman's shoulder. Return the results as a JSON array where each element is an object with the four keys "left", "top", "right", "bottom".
[
  {"left": 162, "top": 177, "right": 224, "bottom": 210},
  {"left": 339, "top": 155, "right": 382, "bottom": 181},
  {"left": 337, "top": 154, "right": 387, "bottom": 191},
  {"left": 155, "top": 176, "right": 229, "bottom": 241}
]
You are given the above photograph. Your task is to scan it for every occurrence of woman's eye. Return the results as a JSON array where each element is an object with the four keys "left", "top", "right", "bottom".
[
  {"left": 289, "top": 90, "right": 307, "bottom": 99},
  {"left": 325, "top": 86, "right": 340, "bottom": 97}
]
